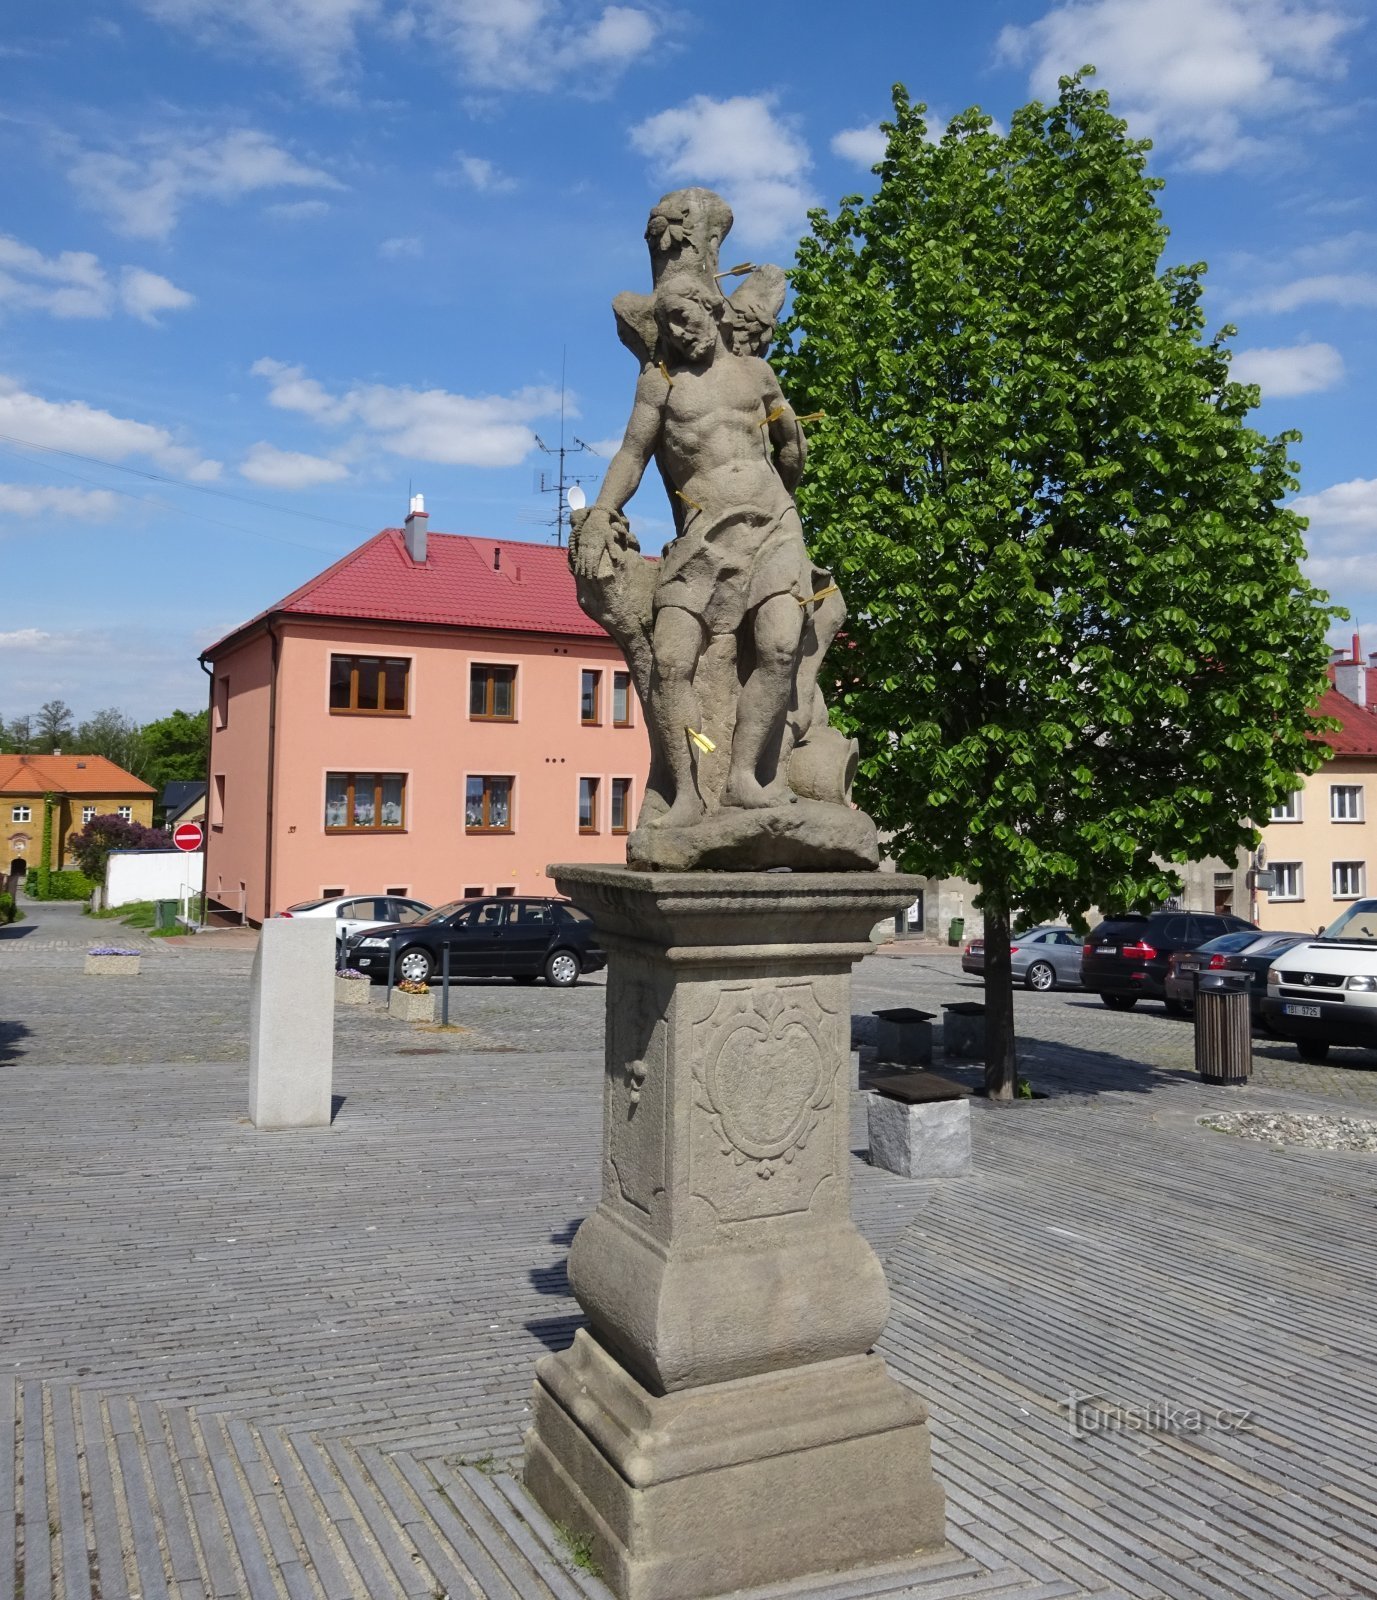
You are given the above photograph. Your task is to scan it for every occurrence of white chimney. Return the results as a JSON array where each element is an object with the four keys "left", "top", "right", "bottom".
[
  {"left": 1335, "top": 661, "right": 1367, "bottom": 709},
  {"left": 404, "top": 493, "right": 428, "bottom": 564}
]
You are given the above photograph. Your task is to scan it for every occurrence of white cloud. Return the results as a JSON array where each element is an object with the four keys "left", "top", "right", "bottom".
[
  {"left": 139, "top": 0, "right": 382, "bottom": 89},
  {"left": 0, "top": 376, "right": 221, "bottom": 482},
  {"left": 265, "top": 198, "right": 333, "bottom": 221},
  {"left": 1292, "top": 478, "right": 1377, "bottom": 602},
  {"left": 0, "top": 484, "right": 120, "bottom": 520},
  {"left": 1240, "top": 273, "right": 1377, "bottom": 313},
  {"left": 137, "top": 0, "right": 655, "bottom": 93},
  {"left": 997, "top": 0, "right": 1359, "bottom": 171},
  {"left": 631, "top": 94, "right": 816, "bottom": 249},
  {"left": 1230, "top": 341, "right": 1344, "bottom": 396},
  {"left": 68, "top": 128, "right": 340, "bottom": 241},
  {"left": 240, "top": 442, "right": 350, "bottom": 489},
  {"left": 450, "top": 154, "right": 517, "bottom": 193},
  {"left": 379, "top": 235, "right": 424, "bottom": 259},
  {"left": 0, "top": 622, "right": 213, "bottom": 721},
  {"left": 251, "top": 357, "right": 563, "bottom": 466},
  {"left": 0, "top": 234, "right": 195, "bottom": 323},
  {"left": 119, "top": 267, "right": 196, "bottom": 324},
  {"left": 0, "top": 628, "right": 52, "bottom": 647},
  {"left": 831, "top": 124, "right": 887, "bottom": 168}
]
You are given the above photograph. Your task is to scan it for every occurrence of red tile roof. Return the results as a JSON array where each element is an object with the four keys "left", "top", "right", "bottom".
[
  {"left": 0, "top": 753, "right": 156, "bottom": 795},
  {"left": 1315, "top": 687, "right": 1377, "bottom": 757},
  {"left": 204, "top": 530, "right": 606, "bottom": 655}
]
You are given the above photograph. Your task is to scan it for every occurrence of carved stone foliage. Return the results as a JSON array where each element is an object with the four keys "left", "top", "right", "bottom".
[{"left": 690, "top": 981, "right": 837, "bottom": 1183}]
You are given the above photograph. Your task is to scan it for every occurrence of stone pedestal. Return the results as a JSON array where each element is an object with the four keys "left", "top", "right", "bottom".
[
  {"left": 524, "top": 867, "right": 945, "bottom": 1600},
  {"left": 248, "top": 917, "right": 334, "bottom": 1130},
  {"left": 873, "top": 1006, "right": 935, "bottom": 1066}
]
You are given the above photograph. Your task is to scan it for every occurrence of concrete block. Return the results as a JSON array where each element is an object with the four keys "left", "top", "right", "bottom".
[
  {"left": 873, "top": 1006, "right": 934, "bottom": 1066},
  {"left": 84, "top": 953, "right": 140, "bottom": 976},
  {"left": 248, "top": 917, "right": 335, "bottom": 1130},
  {"left": 868, "top": 1093, "right": 971, "bottom": 1178},
  {"left": 942, "top": 1002, "right": 986, "bottom": 1059}
]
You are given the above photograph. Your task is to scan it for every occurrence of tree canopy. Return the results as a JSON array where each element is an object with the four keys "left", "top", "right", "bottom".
[{"left": 775, "top": 73, "right": 1339, "bottom": 1095}]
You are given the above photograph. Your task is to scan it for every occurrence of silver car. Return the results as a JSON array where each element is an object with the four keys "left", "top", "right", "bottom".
[{"left": 961, "top": 925, "right": 1084, "bottom": 992}]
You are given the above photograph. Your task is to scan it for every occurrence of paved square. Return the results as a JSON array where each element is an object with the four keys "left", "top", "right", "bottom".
[{"left": 2, "top": 901, "right": 1375, "bottom": 1599}]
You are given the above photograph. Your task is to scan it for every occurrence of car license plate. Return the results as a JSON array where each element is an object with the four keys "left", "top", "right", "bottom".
[
  {"left": 1097, "top": 945, "right": 1116, "bottom": 956},
  {"left": 1283, "top": 1003, "right": 1322, "bottom": 1018}
]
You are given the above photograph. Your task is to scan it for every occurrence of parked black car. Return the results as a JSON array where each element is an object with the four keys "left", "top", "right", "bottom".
[
  {"left": 1164, "top": 930, "right": 1311, "bottom": 1022},
  {"left": 1081, "top": 910, "right": 1257, "bottom": 1010},
  {"left": 342, "top": 896, "right": 606, "bottom": 987}
]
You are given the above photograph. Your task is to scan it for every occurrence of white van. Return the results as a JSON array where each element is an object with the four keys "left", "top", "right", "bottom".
[{"left": 1261, "top": 897, "right": 1377, "bottom": 1061}]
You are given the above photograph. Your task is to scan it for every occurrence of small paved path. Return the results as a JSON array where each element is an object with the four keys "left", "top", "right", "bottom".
[{"left": 2, "top": 900, "right": 1375, "bottom": 1599}]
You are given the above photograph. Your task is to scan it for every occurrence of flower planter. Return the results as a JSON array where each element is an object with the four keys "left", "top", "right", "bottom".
[
  {"left": 389, "top": 987, "right": 435, "bottom": 1023},
  {"left": 85, "top": 953, "right": 141, "bottom": 977},
  {"left": 335, "top": 974, "right": 371, "bottom": 1006}
]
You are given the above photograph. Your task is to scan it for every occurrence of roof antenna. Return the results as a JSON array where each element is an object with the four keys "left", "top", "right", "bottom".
[{"left": 533, "top": 347, "right": 600, "bottom": 548}]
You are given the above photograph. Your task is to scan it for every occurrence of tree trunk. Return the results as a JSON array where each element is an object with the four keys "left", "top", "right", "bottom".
[{"left": 982, "top": 898, "right": 1018, "bottom": 1100}]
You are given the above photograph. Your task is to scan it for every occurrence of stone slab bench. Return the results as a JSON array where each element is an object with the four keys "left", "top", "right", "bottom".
[
  {"left": 868, "top": 1071, "right": 972, "bottom": 1178},
  {"left": 872, "top": 1007, "right": 935, "bottom": 1067},
  {"left": 942, "top": 1001, "right": 986, "bottom": 1059}
]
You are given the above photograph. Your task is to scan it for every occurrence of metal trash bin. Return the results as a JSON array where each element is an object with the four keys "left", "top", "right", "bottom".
[
  {"left": 947, "top": 917, "right": 965, "bottom": 947},
  {"left": 1194, "top": 971, "right": 1251, "bottom": 1084},
  {"left": 154, "top": 899, "right": 178, "bottom": 931}
]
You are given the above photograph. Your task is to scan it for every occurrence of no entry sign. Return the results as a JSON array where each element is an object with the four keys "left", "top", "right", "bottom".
[{"left": 173, "top": 822, "right": 204, "bottom": 852}]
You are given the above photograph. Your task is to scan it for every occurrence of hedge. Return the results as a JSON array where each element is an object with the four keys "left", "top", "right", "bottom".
[{"left": 29, "top": 870, "right": 97, "bottom": 902}]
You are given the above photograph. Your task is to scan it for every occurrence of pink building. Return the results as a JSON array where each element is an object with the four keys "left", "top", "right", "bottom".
[{"left": 200, "top": 504, "right": 649, "bottom": 923}]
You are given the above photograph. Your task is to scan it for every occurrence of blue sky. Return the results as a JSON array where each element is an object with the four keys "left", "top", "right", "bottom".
[{"left": 1, "top": 0, "right": 1374, "bottom": 721}]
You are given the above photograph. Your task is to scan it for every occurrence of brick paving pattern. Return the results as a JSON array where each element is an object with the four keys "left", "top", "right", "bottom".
[{"left": 2, "top": 900, "right": 1375, "bottom": 1598}]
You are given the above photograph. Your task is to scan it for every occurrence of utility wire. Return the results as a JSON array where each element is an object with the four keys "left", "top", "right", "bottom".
[{"left": 0, "top": 431, "right": 371, "bottom": 536}]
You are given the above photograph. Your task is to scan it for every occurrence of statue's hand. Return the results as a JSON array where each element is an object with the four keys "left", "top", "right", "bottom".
[{"left": 570, "top": 506, "right": 620, "bottom": 580}]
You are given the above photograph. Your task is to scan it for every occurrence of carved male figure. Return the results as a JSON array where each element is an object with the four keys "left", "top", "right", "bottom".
[{"left": 574, "top": 273, "right": 813, "bottom": 825}]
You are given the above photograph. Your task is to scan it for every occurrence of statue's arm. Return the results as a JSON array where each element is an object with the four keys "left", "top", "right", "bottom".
[
  {"left": 762, "top": 368, "right": 806, "bottom": 492},
  {"left": 595, "top": 370, "right": 664, "bottom": 515},
  {"left": 571, "top": 371, "right": 664, "bottom": 581}
]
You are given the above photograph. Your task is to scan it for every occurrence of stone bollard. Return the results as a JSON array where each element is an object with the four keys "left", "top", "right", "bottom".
[
  {"left": 942, "top": 1000, "right": 986, "bottom": 1059},
  {"left": 867, "top": 1073, "right": 972, "bottom": 1178},
  {"left": 873, "top": 1006, "right": 935, "bottom": 1066},
  {"left": 248, "top": 917, "right": 335, "bottom": 1129},
  {"left": 525, "top": 866, "right": 945, "bottom": 1600}
]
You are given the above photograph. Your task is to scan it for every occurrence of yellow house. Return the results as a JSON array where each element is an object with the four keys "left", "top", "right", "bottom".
[
  {"left": 1256, "top": 682, "right": 1377, "bottom": 934},
  {"left": 0, "top": 753, "right": 156, "bottom": 878}
]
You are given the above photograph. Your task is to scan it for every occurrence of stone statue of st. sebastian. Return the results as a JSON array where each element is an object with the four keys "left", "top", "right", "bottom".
[{"left": 570, "top": 187, "right": 878, "bottom": 871}]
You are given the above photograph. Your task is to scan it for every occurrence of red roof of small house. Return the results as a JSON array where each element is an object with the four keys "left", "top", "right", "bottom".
[
  {"left": 1315, "top": 687, "right": 1377, "bottom": 758},
  {"left": 0, "top": 753, "right": 156, "bottom": 796},
  {"left": 204, "top": 529, "right": 605, "bottom": 656}
]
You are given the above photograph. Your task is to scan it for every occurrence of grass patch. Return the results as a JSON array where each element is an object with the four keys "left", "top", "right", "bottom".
[
  {"left": 85, "top": 900, "right": 182, "bottom": 937},
  {"left": 555, "top": 1524, "right": 601, "bottom": 1578}
]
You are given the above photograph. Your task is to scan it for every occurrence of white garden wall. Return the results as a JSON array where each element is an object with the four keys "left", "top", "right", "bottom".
[{"left": 105, "top": 849, "right": 204, "bottom": 909}]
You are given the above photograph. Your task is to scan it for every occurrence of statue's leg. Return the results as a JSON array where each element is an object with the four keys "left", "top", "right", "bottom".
[
  {"left": 722, "top": 592, "right": 804, "bottom": 810},
  {"left": 648, "top": 606, "right": 709, "bottom": 827}
]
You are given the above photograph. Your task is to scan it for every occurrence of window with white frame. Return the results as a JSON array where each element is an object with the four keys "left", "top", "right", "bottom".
[
  {"left": 116, "top": 806, "right": 132, "bottom": 821},
  {"left": 1333, "top": 861, "right": 1365, "bottom": 899},
  {"left": 1270, "top": 862, "right": 1302, "bottom": 901},
  {"left": 10, "top": 805, "right": 30, "bottom": 823},
  {"left": 1331, "top": 784, "right": 1364, "bottom": 822},
  {"left": 1270, "top": 791, "right": 1302, "bottom": 822},
  {"left": 82, "top": 806, "right": 96, "bottom": 824}
]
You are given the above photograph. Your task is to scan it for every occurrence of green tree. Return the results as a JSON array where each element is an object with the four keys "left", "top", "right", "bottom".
[
  {"left": 776, "top": 73, "right": 1338, "bottom": 1098},
  {"left": 139, "top": 708, "right": 208, "bottom": 794},
  {"left": 34, "top": 699, "right": 75, "bottom": 753},
  {"left": 1, "top": 714, "right": 33, "bottom": 754},
  {"left": 75, "top": 708, "right": 148, "bottom": 776}
]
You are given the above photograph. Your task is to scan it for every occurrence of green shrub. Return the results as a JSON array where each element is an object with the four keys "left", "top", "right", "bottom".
[
  {"left": 31, "top": 870, "right": 96, "bottom": 902},
  {"left": 0, "top": 891, "right": 20, "bottom": 924}
]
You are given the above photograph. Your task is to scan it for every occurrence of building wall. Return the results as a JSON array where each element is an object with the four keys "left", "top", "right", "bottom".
[
  {"left": 4, "top": 790, "right": 154, "bottom": 872},
  {"left": 212, "top": 619, "right": 650, "bottom": 920},
  {"left": 1255, "top": 755, "right": 1377, "bottom": 934},
  {"left": 204, "top": 631, "right": 274, "bottom": 922}
]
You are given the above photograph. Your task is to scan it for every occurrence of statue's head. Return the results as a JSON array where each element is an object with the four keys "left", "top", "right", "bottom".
[{"left": 653, "top": 273, "right": 723, "bottom": 364}]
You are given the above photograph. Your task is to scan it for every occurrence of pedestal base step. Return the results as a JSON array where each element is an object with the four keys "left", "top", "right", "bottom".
[{"left": 524, "top": 1330, "right": 945, "bottom": 1600}]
